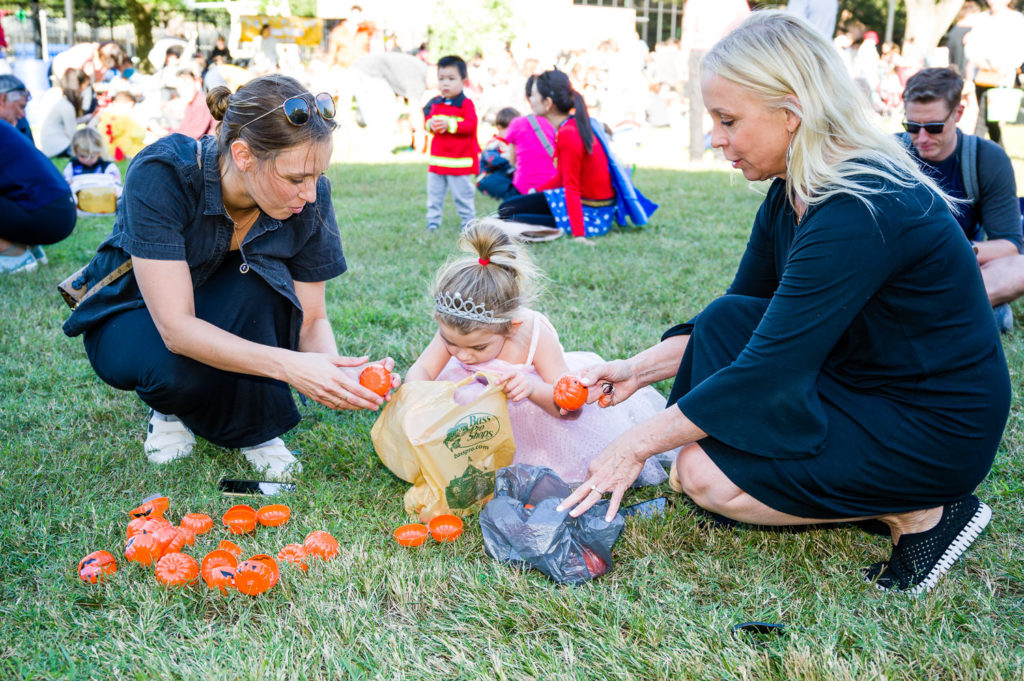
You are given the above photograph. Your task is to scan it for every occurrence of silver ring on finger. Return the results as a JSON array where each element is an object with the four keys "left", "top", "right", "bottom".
[{"left": 589, "top": 484, "right": 603, "bottom": 495}]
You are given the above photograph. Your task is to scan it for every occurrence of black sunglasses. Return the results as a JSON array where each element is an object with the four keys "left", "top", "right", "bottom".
[
  {"left": 902, "top": 112, "right": 952, "bottom": 135},
  {"left": 241, "top": 92, "right": 336, "bottom": 130}
]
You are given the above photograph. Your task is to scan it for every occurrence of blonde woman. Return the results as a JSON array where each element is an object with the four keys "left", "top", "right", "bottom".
[{"left": 559, "top": 11, "right": 1010, "bottom": 594}]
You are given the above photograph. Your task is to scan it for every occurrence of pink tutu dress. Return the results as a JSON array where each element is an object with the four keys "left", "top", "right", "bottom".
[{"left": 436, "top": 312, "right": 670, "bottom": 486}]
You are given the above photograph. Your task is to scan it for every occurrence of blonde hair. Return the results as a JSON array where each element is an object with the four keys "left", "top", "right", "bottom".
[
  {"left": 431, "top": 218, "right": 541, "bottom": 334},
  {"left": 703, "top": 10, "right": 952, "bottom": 212},
  {"left": 71, "top": 127, "right": 106, "bottom": 160}
]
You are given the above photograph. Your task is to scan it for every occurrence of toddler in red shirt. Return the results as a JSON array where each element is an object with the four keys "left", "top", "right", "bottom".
[{"left": 422, "top": 55, "right": 480, "bottom": 230}]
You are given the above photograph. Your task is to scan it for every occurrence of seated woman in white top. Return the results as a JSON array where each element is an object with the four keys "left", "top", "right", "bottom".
[{"left": 38, "top": 68, "right": 91, "bottom": 157}]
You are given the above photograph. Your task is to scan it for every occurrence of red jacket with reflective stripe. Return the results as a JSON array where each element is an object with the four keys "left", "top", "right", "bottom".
[{"left": 423, "top": 93, "right": 480, "bottom": 175}]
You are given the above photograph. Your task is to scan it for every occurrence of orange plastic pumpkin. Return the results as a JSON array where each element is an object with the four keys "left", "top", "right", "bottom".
[
  {"left": 155, "top": 552, "right": 199, "bottom": 587},
  {"left": 128, "top": 495, "right": 169, "bottom": 519},
  {"left": 204, "top": 565, "right": 236, "bottom": 594},
  {"left": 222, "top": 505, "right": 257, "bottom": 534},
  {"left": 217, "top": 540, "right": 243, "bottom": 558},
  {"left": 428, "top": 514, "right": 464, "bottom": 542},
  {"left": 248, "top": 554, "right": 280, "bottom": 588},
  {"left": 393, "top": 524, "right": 429, "bottom": 547},
  {"left": 151, "top": 525, "right": 181, "bottom": 556},
  {"left": 234, "top": 560, "right": 273, "bottom": 596},
  {"left": 553, "top": 376, "right": 588, "bottom": 411},
  {"left": 129, "top": 516, "right": 170, "bottom": 540},
  {"left": 598, "top": 392, "right": 613, "bottom": 408},
  {"left": 78, "top": 550, "right": 117, "bottom": 584},
  {"left": 176, "top": 526, "right": 195, "bottom": 547},
  {"left": 256, "top": 504, "right": 291, "bottom": 527},
  {"left": 201, "top": 549, "right": 239, "bottom": 582},
  {"left": 303, "top": 530, "right": 339, "bottom": 560},
  {"left": 180, "top": 513, "right": 214, "bottom": 535},
  {"left": 126, "top": 517, "right": 149, "bottom": 539},
  {"left": 124, "top": 534, "right": 161, "bottom": 566},
  {"left": 359, "top": 364, "right": 392, "bottom": 396},
  {"left": 277, "top": 544, "right": 308, "bottom": 572}
]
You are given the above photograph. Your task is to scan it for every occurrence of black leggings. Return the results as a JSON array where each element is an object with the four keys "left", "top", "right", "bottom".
[
  {"left": 974, "top": 85, "right": 1002, "bottom": 146},
  {"left": 0, "top": 192, "right": 77, "bottom": 245},
  {"left": 498, "top": 191, "right": 556, "bottom": 227},
  {"left": 83, "top": 252, "right": 300, "bottom": 448}
]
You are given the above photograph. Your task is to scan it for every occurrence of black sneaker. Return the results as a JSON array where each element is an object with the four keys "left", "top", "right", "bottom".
[{"left": 863, "top": 495, "right": 991, "bottom": 595}]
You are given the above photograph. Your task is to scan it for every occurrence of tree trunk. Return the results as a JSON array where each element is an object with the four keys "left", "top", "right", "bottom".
[
  {"left": 126, "top": 0, "right": 155, "bottom": 72},
  {"left": 903, "top": 0, "right": 964, "bottom": 56}
]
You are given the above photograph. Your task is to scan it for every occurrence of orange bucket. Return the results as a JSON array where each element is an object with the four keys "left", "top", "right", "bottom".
[
  {"left": 222, "top": 505, "right": 257, "bottom": 534},
  {"left": 428, "top": 514, "right": 463, "bottom": 542},
  {"left": 256, "top": 504, "right": 291, "bottom": 527},
  {"left": 394, "top": 523, "right": 429, "bottom": 547}
]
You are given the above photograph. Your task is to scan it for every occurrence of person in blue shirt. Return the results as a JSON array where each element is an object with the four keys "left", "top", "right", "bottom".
[
  {"left": 901, "top": 67, "right": 1024, "bottom": 333},
  {"left": 0, "top": 117, "right": 77, "bottom": 273},
  {"left": 63, "top": 74, "right": 399, "bottom": 480},
  {"left": 559, "top": 12, "right": 1009, "bottom": 596},
  {"left": 0, "top": 74, "right": 33, "bottom": 143}
]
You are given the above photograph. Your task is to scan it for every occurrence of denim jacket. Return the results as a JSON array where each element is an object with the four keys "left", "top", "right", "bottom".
[{"left": 63, "top": 134, "right": 347, "bottom": 348}]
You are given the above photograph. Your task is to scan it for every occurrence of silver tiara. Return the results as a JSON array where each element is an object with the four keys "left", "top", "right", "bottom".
[{"left": 434, "top": 291, "right": 509, "bottom": 324}]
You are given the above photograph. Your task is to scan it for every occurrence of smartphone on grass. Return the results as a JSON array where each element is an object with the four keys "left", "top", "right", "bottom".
[
  {"left": 621, "top": 496, "right": 667, "bottom": 519},
  {"left": 218, "top": 479, "right": 296, "bottom": 496}
]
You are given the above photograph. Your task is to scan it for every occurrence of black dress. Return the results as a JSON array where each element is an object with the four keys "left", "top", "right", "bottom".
[{"left": 665, "top": 176, "right": 1011, "bottom": 519}]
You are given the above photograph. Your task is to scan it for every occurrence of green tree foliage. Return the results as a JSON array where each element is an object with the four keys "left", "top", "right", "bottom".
[
  {"left": 838, "top": 0, "right": 907, "bottom": 43},
  {"left": 427, "top": 0, "right": 518, "bottom": 61}
]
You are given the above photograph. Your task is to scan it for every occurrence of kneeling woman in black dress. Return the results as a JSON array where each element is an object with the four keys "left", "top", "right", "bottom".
[
  {"left": 559, "top": 12, "right": 1010, "bottom": 594},
  {"left": 64, "top": 75, "right": 398, "bottom": 480}
]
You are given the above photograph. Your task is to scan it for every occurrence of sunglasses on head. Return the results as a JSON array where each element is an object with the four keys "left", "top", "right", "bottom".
[{"left": 241, "top": 92, "right": 336, "bottom": 130}]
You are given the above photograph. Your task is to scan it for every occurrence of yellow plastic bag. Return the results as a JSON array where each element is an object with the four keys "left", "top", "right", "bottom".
[{"left": 371, "top": 372, "right": 516, "bottom": 521}]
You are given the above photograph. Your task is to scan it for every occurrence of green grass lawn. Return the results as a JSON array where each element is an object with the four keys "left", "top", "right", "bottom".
[{"left": 1, "top": 159, "right": 1022, "bottom": 680}]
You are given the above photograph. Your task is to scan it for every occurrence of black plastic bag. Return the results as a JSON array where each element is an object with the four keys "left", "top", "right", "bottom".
[{"left": 479, "top": 464, "right": 624, "bottom": 585}]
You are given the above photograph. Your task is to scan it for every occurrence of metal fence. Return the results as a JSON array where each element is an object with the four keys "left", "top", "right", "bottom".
[{"left": 573, "top": 0, "right": 684, "bottom": 47}]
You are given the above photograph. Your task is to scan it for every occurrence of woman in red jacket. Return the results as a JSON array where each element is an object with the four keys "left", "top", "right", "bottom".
[{"left": 498, "top": 70, "right": 615, "bottom": 242}]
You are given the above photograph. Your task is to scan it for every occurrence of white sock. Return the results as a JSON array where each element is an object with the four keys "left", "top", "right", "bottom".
[{"left": 151, "top": 410, "right": 180, "bottom": 423}]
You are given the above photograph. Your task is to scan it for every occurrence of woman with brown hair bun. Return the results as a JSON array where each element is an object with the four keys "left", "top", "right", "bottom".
[{"left": 63, "top": 74, "right": 399, "bottom": 480}]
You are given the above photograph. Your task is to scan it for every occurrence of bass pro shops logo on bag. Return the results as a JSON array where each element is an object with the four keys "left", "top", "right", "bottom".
[{"left": 443, "top": 413, "right": 500, "bottom": 457}]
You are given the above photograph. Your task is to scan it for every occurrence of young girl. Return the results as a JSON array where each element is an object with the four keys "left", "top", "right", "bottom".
[
  {"left": 62, "top": 127, "right": 122, "bottom": 187},
  {"left": 405, "top": 219, "right": 668, "bottom": 486}
]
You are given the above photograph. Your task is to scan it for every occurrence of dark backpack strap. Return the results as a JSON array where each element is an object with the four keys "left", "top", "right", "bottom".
[
  {"left": 960, "top": 134, "right": 978, "bottom": 205},
  {"left": 527, "top": 114, "right": 555, "bottom": 158}
]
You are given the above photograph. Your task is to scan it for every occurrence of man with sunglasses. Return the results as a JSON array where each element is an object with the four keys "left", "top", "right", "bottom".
[
  {"left": 0, "top": 74, "right": 35, "bottom": 143},
  {"left": 901, "top": 67, "right": 1023, "bottom": 333}
]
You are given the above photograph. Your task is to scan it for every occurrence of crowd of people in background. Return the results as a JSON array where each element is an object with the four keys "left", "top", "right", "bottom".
[{"left": 0, "top": 1, "right": 1022, "bottom": 268}]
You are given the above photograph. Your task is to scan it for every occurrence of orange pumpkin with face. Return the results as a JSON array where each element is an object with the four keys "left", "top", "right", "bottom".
[
  {"left": 553, "top": 376, "right": 588, "bottom": 411},
  {"left": 359, "top": 365, "right": 392, "bottom": 396},
  {"left": 78, "top": 550, "right": 117, "bottom": 584}
]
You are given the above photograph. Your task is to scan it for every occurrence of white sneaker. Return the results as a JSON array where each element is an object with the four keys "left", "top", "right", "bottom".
[
  {"left": 241, "top": 438, "right": 301, "bottom": 481},
  {"left": 144, "top": 411, "right": 196, "bottom": 464}
]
